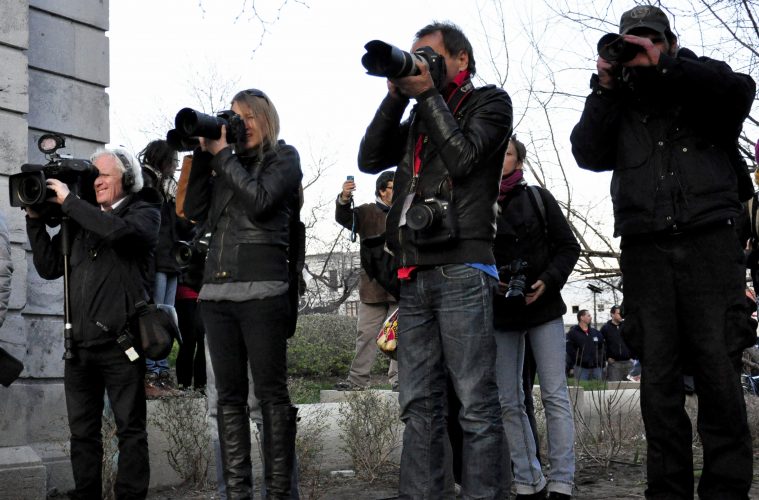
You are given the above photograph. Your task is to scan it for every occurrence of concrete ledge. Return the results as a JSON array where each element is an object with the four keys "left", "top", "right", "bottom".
[
  {"left": 0, "top": 446, "right": 46, "bottom": 500},
  {"left": 320, "top": 389, "right": 399, "bottom": 403}
]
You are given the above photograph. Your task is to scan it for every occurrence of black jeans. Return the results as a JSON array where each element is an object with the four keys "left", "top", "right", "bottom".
[
  {"left": 175, "top": 298, "right": 206, "bottom": 389},
  {"left": 620, "top": 226, "right": 752, "bottom": 500},
  {"left": 64, "top": 342, "right": 149, "bottom": 500},
  {"left": 202, "top": 294, "right": 291, "bottom": 407}
]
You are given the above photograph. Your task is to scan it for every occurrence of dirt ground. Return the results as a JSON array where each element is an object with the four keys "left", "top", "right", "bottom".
[{"left": 147, "top": 450, "right": 759, "bottom": 499}]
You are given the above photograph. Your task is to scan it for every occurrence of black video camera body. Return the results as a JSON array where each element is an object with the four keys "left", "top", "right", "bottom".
[
  {"left": 361, "top": 40, "right": 447, "bottom": 92},
  {"left": 9, "top": 134, "right": 98, "bottom": 222},
  {"left": 167, "top": 108, "right": 245, "bottom": 151}
]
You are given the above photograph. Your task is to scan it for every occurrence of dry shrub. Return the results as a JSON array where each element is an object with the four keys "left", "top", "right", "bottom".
[{"left": 337, "top": 390, "right": 402, "bottom": 482}]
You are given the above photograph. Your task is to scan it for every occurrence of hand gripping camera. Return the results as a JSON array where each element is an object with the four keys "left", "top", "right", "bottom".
[
  {"left": 361, "top": 40, "right": 447, "bottom": 91},
  {"left": 9, "top": 134, "right": 98, "bottom": 222}
]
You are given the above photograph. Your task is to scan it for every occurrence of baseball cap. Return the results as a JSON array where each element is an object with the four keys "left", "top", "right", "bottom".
[{"left": 620, "top": 5, "right": 670, "bottom": 35}]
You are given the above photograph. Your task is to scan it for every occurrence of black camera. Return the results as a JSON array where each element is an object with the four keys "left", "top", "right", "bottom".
[
  {"left": 499, "top": 259, "right": 530, "bottom": 309},
  {"left": 405, "top": 196, "right": 457, "bottom": 246},
  {"left": 9, "top": 134, "right": 98, "bottom": 220},
  {"left": 597, "top": 33, "right": 643, "bottom": 63},
  {"left": 406, "top": 197, "right": 449, "bottom": 231},
  {"left": 361, "top": 40, "right": 447, "bottom": 91},
  {"left": 168, "top": 108, "right": 245, "bottom": 150},
  {"left": 171, "top": 231, "right": 211, "bottom": 268}
]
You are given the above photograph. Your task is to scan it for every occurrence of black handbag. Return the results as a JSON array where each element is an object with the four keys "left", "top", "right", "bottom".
[
  {"left": 134, "top": 300, "right": 181, "bottom": 360},
  {"left": 0, "top": 346, "right": 23, "bottom": 387}
]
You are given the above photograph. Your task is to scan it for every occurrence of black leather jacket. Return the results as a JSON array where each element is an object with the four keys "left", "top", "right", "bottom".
[
  {"left": 571, "top": 48, "right": 755, "bottom": 237},
  {"left": 184, "top": 141, "right": 302, "bottom": 284},
  {"left": 358, "top": 83, "right": 513, "bottom": 267},
  {"left": 27, "top": 193, "right": 160, "bottom": 347}
]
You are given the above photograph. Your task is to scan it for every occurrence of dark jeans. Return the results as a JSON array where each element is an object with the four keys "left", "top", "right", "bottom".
[
  {"left": 398, "top": 264, "right": 504, "bottom": 499},
  {"left": 176, "top": 298, "right": 207, "bottom": 389},
  {"left": 202, "top": 295, "right": 291, "bottom": 407},
  {"left": 64, "top": 342, "right": 149, "bottom": 500},
  {"left": 620, "top": 226, "right": 752, "bottom": 499}
]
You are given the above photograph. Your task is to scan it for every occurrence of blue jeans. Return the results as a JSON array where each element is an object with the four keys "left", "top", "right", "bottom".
[
  {"left": 573, "top": 365, "right": 602, "bottom": 381},
  {"left": 146, "top": 272, "right": 178, "bottom": 373},
  {"left": 495, "top": 317, "right": 575, "bottom": 496},
  {"left": 398, "top": 264, "right": 504, "bottom": 499}
]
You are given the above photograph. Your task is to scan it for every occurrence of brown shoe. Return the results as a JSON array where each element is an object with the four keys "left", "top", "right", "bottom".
[{"left": 145, "top": 372, "right": 178, "bottom": 399}]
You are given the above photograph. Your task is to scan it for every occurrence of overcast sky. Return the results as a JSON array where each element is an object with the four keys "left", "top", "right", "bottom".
[{"left": 107, "top": 0, "right": 757, "bottom": 254}]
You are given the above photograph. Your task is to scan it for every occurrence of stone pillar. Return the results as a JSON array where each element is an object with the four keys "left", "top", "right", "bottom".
[{"left": 0, "top": 1, "right": 109, "bottom": 497}]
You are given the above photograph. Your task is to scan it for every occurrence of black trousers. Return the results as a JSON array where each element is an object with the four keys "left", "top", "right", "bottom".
[
  {"left": 64, "top": 342, "right": 149, "bottom": 500},
  {"left": 175, "top": 298, "right": 206, "bottom": 389},
  {"left": 202, "top": 294, "right": 291, "bottom": 407},
  {"left": 620, "top": 225, "right": 752, "bottom": 500}
]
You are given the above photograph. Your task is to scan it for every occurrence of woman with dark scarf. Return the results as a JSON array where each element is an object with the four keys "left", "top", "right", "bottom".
[{"left": 493, "top": 136, "right": 580, "bottom": 500}]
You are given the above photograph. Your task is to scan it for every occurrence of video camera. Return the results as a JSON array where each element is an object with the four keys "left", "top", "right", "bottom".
[
  {"left": 9, "top": 134, "right": 98, "bottom": 222},
  {"left": 166, "top": 108, "right": 245, "bottom": 151},
  {"left": 361, "top": 40, "right": 446, "bottom": 91}
]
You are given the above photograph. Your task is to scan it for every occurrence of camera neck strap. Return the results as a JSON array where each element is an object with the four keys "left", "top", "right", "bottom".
[{"left": 411, "top": 77, "right": 474, "bottom": 181}]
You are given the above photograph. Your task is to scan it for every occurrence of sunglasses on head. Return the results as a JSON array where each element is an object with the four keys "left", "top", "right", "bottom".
[{"left": 242, "top": 89, "right": 269, "bottom": 102}]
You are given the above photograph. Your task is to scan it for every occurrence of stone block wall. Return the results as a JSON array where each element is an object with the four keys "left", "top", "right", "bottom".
[{"left": 0, "top": 0, "right": 110, "bottom": 496}]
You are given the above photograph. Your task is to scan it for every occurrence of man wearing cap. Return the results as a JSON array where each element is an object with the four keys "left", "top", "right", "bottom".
[
  {"left": 333, "top": 172, "right": 398, "bottom": 391},
  {"left": 571, "top": 5, "right": 755, "bottom": 499}
]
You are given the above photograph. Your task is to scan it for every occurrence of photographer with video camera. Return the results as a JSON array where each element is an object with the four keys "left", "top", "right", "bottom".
[
  {"left": 358, "top": 22, "right": 513, "bottom": 498},
  {"left": 571, "top": 5, "right": 756, "bottom": 498},
  {"left": 493, "top": 136, "right": 579, "bottom": 500},
  {"left": 25, "top": 146, "right": 159, "bottom": 499},
  {"left": 183, "top": 88, "right": 302, "bottom": 499}
]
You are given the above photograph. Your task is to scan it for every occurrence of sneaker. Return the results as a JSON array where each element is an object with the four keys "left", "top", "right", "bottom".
[
  {"left": 333, "top": 380, "right": 366, "bottom": 391},
  {"left": 516, "top": 488, "right": 547, "bottom": 500}
]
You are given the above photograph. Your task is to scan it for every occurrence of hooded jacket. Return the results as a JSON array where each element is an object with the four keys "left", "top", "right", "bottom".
[
  {"left": 571, "top": 48, "right": 755, "bottom": 237},
  {"left": 358, "top": 83, "right": 513, "bottom": 267},
  {"left": 27, "top": 193, "right": 160, "bottom": 347}
]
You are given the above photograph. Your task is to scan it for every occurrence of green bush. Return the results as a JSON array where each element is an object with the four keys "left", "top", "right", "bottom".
[{"left": 288, "top": 313, "right": 390, "bottom": 377}]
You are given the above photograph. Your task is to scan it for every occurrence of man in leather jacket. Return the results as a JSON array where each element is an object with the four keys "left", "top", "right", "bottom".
[
  {"left": 26, "top": 147, "right": 159, "bottom": 500},
  {"left": 358, "top": 21, "right": 512, "bottom": 499},
  {"left": 571, "top": 5, "right": 756, "bottom": 499}
]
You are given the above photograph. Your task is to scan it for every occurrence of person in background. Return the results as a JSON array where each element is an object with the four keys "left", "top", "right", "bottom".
[
  {"left": 601, "top": 305, "right": 632, "bottom": 381},
  {"left": 566, "top": 310, "right": 605, "bottom": 381},
  {"left": 0, "top": 212, "right": 12, "bottom": 329},
  {"left": 139, "top": 139, "right": 181, "bottom": 397},
  {"left": 493, "top": 136, "right": 580, "bottom": 500},
  {"left": 333, "top": 171, "right": 398, "bottom": 391}
]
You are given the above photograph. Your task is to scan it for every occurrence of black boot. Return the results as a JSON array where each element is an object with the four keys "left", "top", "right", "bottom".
[
  {"left": 217, "top": 404, "right": 253, "bottom": 499},
  {"left": 262, "top": 404, "right": 298, "bottom": 499}
]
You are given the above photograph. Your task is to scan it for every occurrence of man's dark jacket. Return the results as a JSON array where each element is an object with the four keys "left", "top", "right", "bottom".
[
  {"left": 566, "top": 324, "right": 605, "bottom": 371},
  {"left": 27, "top": 194, "right": 160, "bottom": 347},
  {"left": 358, "top": 84, "right": 513, "bottom": 267},
  {"left": 570, "top": 47, "right": 756, "bottom": 237},
  {"left": 493, "top": 184, "right": 580, "bottom": 330},
  {"left": 335, "top": 199, "right": 395, "bottom": 304},
  {"left": 184, "top": 142, "right": 302, "bottom": 285},
  {"left": 601, "top": 319, "right": 632, "bottom": 361}
]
